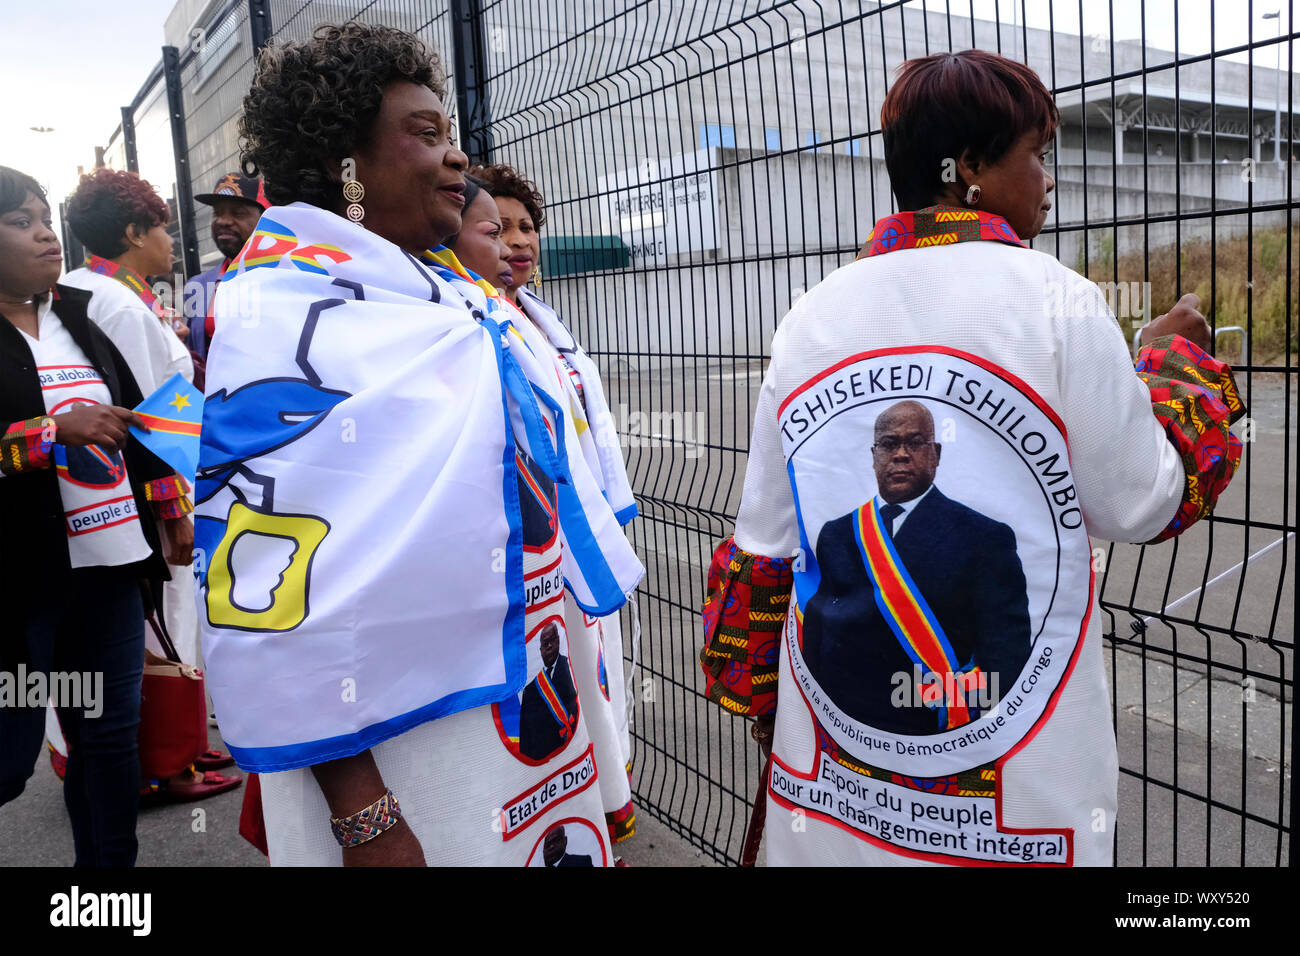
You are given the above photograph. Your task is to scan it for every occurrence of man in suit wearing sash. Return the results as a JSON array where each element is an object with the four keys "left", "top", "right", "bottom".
[
  {"left": 801, "top": 400, "right": 1031, "bottom": 735},
  {"left": 541, "top": 825, "right": 595, "bottom": 867},
  {"left": 519, "top": 623, "right": 580, "bottom": 759}
]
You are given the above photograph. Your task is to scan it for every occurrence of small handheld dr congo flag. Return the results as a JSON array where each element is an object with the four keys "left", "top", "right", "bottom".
[{"left": 130, "top": 372, "right": 204, "bottom": 485}]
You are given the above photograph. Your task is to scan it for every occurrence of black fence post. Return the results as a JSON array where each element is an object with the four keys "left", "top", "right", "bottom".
[
  {"left": 120, "top": 107, "right": 138, "bottom": 173},
  {"left": 59, "top": 201, "right": 85, "bottom": 273},
  {"left": 1292, "top": 635, "right": 1298, "bottom": 868},
  {"left": 161, "top": 45, "right": 201, "bottom": 279},
  {"left": 248, "top": 0, "right": 271, "bottom": 52},
  {"left": 449, "top": 0, "right": 494, "bottom": 165}
]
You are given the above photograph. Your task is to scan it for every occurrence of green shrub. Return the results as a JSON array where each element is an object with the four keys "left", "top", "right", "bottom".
[{"left": 1079, "top": 225, "right": 1298, "bottom": 362}]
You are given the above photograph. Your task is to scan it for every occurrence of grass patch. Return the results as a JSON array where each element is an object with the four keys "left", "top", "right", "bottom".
[{"left": 1078, "top": 225, "right": 1299, "bottom": 363}]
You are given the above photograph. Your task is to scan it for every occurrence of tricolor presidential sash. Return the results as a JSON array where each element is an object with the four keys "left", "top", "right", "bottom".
[
  {"left": 196, "top": 201, "right": 642, "bottom": 771},
  {"left": 853, "top": 499, "right": 988, "bottom": 730},
  {"left": 516, "top": 451, "right": 556, "bottom": 536},
  {"left": 535, "top": 668, "right": 574, "bottom": 739}
]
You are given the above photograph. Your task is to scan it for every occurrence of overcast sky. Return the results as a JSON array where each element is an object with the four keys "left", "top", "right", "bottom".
[{"left": 0, "top": 0, "right": 173, "bottom": 205}]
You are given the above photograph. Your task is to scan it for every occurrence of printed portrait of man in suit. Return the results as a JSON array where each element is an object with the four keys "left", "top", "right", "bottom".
[
  {"left": 541, "top": 824, "right": 594, "bottom": 867},
  {"left": 518, "top": 622, "right": 580, "bottom": 760},
  {"left": 800, "top": 399, "right": 1032, "bottom": 735}
]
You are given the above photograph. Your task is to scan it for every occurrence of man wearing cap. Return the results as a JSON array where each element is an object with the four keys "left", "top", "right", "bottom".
[{"left": 183, "top": 172, "right": 267, "bottom": 366}]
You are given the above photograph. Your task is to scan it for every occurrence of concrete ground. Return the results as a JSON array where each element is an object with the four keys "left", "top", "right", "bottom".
[{"left": 0, "top": 721, "right": 714, "bottom": 867}]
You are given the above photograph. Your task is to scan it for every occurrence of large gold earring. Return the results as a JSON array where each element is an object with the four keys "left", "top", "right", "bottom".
[
  {"left": 343, "top": 180, "right": 365, "bottom": 222},
  {"left": 531, "top": 264, "right": 542, "bottom": 290}
]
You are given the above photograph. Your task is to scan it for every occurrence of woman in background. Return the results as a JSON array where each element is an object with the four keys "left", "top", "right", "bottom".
[
  {"left": 62, "top": 170, "right": 193, "bottom": 400},
  {"left": 0, "top": 165, "right": 192, "bottom": 864},
  {"left": 60, "top": 169, "right": 236, "bottom": 800},
  {"left": 472, "top": 162, "right": 640, "bottom": 845},
  {"left": 444, "top": 175, "right": 514, "bottom": 294}
]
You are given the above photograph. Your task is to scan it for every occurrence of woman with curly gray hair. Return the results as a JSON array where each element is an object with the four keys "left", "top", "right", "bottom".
[{"left": 197, "top": 22, "right": 641, "bottom": 867}]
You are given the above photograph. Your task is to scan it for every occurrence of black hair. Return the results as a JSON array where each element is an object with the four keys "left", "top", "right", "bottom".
[
  {"left": 239, "top": 21, "right": 447, "bottom": 210},
  {"left": 0, "top": 166, "right": 48, "bottom": 215},
  {"left": 445, "top": 174, "right": 487, "bottom": 248},
  {"left": 462, "top": 174, "right": 484, "bottom": 211},
  {"left": 469, "top": 163, "right": 546, "bottom": 230}
]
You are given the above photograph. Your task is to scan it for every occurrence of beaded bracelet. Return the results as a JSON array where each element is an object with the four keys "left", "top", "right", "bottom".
[{"left": 329, "top": 789, "right": 402, "bottom": 848}]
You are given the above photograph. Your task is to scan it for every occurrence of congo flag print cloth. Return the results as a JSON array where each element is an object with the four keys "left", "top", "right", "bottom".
[{"left": 196, "top": 202, "right": 642, "bottom": 772}]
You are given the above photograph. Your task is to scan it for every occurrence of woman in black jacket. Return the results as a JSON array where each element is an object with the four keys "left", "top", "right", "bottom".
[{"left": 0, "top": 166, "right": 192, "bottom": 866}]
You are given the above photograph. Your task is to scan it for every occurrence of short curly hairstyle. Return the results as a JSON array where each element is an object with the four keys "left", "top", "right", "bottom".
[
  {"left": 240, "top": 21, "right": 447, "bottom": 210},
  {"left": 66, "top": 168, "right": 169, "bottom": 258},
  {"left": 470, "top": 164, "right": 546, "bottom": 231}
]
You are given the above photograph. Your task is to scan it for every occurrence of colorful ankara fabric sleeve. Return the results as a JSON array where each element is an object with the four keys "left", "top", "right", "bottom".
[
  {"left": 1, "top": 416, "right": 55, "bottom": 476},
  {"left": 1135, "top": 334, "right": 1246, "bottom": 541},
  {"left": 144, "top": 474, "right": 193, "bottom": 519},
  {"left": 700, "top": 536, "right": 793, "bottom": 717},
  {"left": 606, "top": 800, "right": 636, "bottom": 844}
]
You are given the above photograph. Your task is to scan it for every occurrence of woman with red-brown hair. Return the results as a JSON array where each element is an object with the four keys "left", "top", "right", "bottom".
[
  {"left": 701, "top": 50, "right": 1244, "bottom": 867},
  {"left": 63, "top": 169, "right": 193, "bottom": 399},
  {"left": 60, "top": 169, "right": 237, "bottom": 800}
]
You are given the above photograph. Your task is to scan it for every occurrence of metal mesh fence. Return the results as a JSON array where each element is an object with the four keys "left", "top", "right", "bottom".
[
  {"left": 107, "top": 0, "right": 1295, "bottom": 866},
  {"left": 473, "top": 0, "right": 1296, "bottom": 867},
  {"left": 179, "top": 0, "right": 259, "bottom": 273}
]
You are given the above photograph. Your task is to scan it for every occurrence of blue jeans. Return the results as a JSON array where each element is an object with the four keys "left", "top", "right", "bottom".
[{"left": 0, "top": 565, "right": 145, "bottom": 866}]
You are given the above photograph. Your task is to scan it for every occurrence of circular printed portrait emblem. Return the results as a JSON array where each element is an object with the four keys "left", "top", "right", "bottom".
[
  {"left": 493, "top": 615, "right": 582, "bottom": 765},
  {"left": 779, "top": 347, "right": 1093, "bottom": 777},
  {"left": 51, "top": 397, "right": 127, "bottom": 489},
  {"left": 525, "top": 817, "right": 606, "bottom": 867}
]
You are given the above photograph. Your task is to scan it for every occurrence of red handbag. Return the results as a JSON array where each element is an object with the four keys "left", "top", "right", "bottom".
[{"left": 138, "top": 611, "right": 208, "bottom": 780}]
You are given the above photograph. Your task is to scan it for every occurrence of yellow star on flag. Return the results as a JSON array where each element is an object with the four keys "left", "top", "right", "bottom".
[{"left": 168, "top": 392, "right": 192, "bottom": 413}]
